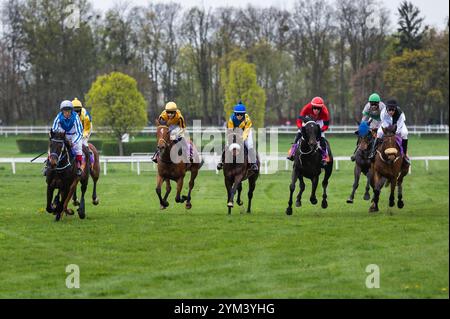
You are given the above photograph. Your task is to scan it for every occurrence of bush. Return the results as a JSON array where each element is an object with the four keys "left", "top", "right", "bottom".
[
  {"left": 102, "top": 140, "right": 157, "bottom": 156},
  {"left": 16, "top": 138, "right": 105, "bottom": 153}
]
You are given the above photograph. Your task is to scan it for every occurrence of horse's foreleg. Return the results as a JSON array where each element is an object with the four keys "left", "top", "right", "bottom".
[
  {"left": 347, "top": 165, "right": 361, "bottom": 204},
  {"left": 228, "top": 176, "right": 243, "bottom": 209},
  {"left": 370, "top": 172, "right": 384, "bottom": 213},
  {"left": 397, "top": 170, "right": 407, "bottom": 209},
  {"left": 163, "top": 179, "right": 172, "bottom": 202},
  {"left": 92, "top": 177, "right": 99, "bottom": 205},
  {"left": 90, "top": 155, "right": 100, "bottom": 205},
  {"left": 52, "top": 189, "right": 60, "bottom": 211},
  {"left": 225, "top": 177, "right": 233, "bottom": 214},
  {"left": 364, "top": 170, "right": 371, "bottom": 201},
  {"left": 236, "top": 182, "right": 243, "bottom": 206},
  {"left": 155, "top": 175, "right": 168, "bottom": 209},
  {"left": 72, "top": 187, "right": 80, "bottom": 206},
  {"left": 389, "top": 178, "right": 396, "bottom": 207},
  {"left": 185, "top": 169, "right": 198, "bottom": 210},
  {"left": 321, "top": 164, "right": 332, "bottom": 209},
  {"left": 286, "top": 168, "right": 298, "bottom": 215},
  {"left": 175, "top": 177, "right": 185, "bottom": 203},
  {"left": 296, "top": 176, "right": 305, "bottom": 207},
  {"left": 310, "top": 176, "right": 319, "bottom": 205},
  {"left": 46, "top": 186, "right": 55, "bottom": 214},
  {"left": 62, "top": 179, "right": 78, "bottom": 217},
  {"left": 247, "top": 177, "right": 257, "bottom": 213},
  {"left": 78, "top": 179, "right": 87, "bottom": 219}
]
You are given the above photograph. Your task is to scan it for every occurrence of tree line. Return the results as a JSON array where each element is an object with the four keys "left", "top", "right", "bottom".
[{"left": 0, "top": 0, "right": 448, "bottom": 126}]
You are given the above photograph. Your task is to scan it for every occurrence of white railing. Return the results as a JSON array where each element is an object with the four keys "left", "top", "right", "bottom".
[
  {"left": 1, "top": 155, "right": 448, "bottom": 175},
  {"left": 0, "top": 125, "right": 449, "bottom": 136}
]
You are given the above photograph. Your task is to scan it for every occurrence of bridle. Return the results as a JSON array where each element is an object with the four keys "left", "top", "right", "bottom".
[
  {"left": 49, "top": 138, "right": 72, "bottom": 171},
  {"left": 298, "top": 121, "right": 319, "bottom": 156},
  {"left": 376, "top": 134, "right": 400, "bottom": 164}
]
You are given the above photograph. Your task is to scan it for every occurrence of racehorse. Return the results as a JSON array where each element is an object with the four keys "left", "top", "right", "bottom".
[
  {"left": 347, "top": 121, "right": 374, "bottom": 204},
  {"left": 285, "top": 116, "right": 333, "bottom": 215},
  {"left": 72, "top": 143, "right": 100, "bottom": 209},
  {"left": 369, "top": 125, "right": 409, "bottom": 212},
  {"left": 155, "top": 124, "right": 202, "bottom": 210},
  {"left": 46, "top": 130, "right": 83, "bottom": 221},
  {"left": 222, "top": 129, "right": 259, "bottom": 215}
]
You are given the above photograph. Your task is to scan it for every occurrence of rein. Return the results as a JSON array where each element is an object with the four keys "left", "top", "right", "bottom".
[{"left": 48, "top": 138, "right": 72, "bottom": 172}]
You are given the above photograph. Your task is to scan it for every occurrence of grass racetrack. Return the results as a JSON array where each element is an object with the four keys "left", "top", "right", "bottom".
[{"left": 0, "top": 135, "right": 448, "bottom": 298}]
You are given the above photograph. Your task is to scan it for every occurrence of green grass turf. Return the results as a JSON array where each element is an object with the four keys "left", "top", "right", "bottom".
[
  {"left": 0, "top": 160, "right": 448, "bottom": 298},
  {"left": 0, "top": 134, "right": 448, "bottom": 157}
]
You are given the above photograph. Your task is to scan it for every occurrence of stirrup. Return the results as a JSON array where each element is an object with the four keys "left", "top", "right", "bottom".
[{"left": 217, "top": 162, "right": 223, "bottom": 170}]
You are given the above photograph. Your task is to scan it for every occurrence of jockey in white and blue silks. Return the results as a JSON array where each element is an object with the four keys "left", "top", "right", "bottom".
[
  {"left": 51, "top": 100, "right": 84, "bottom": 176},
  {"left": 369, "top": 99, "right": 410, "bottom": 164}
]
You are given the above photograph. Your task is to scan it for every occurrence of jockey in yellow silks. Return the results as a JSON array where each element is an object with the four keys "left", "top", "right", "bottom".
[{"left": 72, "top": 98, "right": 94, "bottom": 167}]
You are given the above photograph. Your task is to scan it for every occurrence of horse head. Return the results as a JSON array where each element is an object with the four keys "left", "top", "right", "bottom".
[
  {"left": 48, "top": 129, "right": 68, "bottom": 169},
  {"left": 380, "top": 125, "right": 399, "bottom": 161},
  {"left": 299, "top": 117, "right": 320, "bottom": 149},
  {"left": 156, "top": 124, "right": 171, "bottom": 156}
]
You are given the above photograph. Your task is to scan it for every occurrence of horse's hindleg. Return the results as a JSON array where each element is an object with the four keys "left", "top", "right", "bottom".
[
  {"left": 72, "top": 187, "right": 80, "bottom": 206},
  {"left": 296, "top": 176, "right": 305, "bottom": 207},
  {"left": 397, "top": 170, "right": 407, "bottom": 209},
  {"left": 370, "top": 172, "right": 384, "bottom": 213},
  {"left": 46, "top": 186, "right": 55, "bottom": 214},
  {"left": 63, "top": 179, "right": 78, "bottom": 216},
  {"left": 52, "top": 189, "right": 60, "bottom": 212},
  {"left": 321, "top": 164, "right": 332, "bottom": 209},
  {"left": 163, "top": 179, "right": 171, "bottom": 205},
  {"left": 310, "top": 176, "right": 319, "bottom": 205},
  {"left": 228, "top": 176, "right": 243, "bottom": 208},
  {"left": 155, "top": 175, "right": 168, "bottom": 209},
  {"left": 78, "top": 179, "right": 88, "bottom": 219},
  {"left": 92, "top": 177, "right": 99, "bottom": 205},
  {"left": 286, "top": 167, "right": 298, "bottom": 215},
  {"left": 225, "top": 177, "right": 233, "bottom": 214},
  {"left": 347, "top": 165, "right": 361, "bottom": 204},
  {"left": 236, "top": 182, "right": 243, "bottom": 206},
  {"left": 247, "top": 176, "right": 257, "bottom": 213},
  {"left": 185, "top": 169, "right": 198, "bottom": 209}
]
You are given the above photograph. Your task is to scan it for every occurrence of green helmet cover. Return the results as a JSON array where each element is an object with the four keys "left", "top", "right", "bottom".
[{"left": 369, "top": 93, "right": 381, "bottom": 103}]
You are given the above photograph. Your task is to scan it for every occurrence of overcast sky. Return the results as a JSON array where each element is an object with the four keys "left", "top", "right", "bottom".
[{"left": 91, "top": 0, "right": 449, "bottom": 30}]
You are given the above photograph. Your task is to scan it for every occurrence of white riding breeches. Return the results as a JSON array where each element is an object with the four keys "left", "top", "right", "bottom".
[{"left": 377, "top": 125, "right": 408, "bottom": 139}]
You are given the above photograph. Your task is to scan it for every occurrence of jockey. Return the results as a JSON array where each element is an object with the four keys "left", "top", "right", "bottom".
[
  {"left": 287, "top": 96, "right": 330, "bottom": 167},
  {"left": 72, "top": 98, "right": 94, "bottom": 168},
  {"left": 351, "top": 93, "right": 386, "bottom": 161},
  {"left": 152, "top": 101, "right": 188, "bottom": 163},
  {"left": 50, "top": 100, "right": 84, "bottom": 176},
  {"left": 217, "top": 101, "right": 258, "bottom": 172},
  {"left": 369, "top": 99, "right": 410, "bottom": 164}
]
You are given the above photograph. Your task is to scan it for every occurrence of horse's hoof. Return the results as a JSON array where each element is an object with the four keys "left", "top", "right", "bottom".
[
  {"left": 246, "top": 210, "right": 251, "bottom": 214},
  {"left": 398, "top": 201, "right": 404, "bottom": 209},
  {"left": 286, "top": 207, "right": 293, "bottom": 215},
  {"left": 46, "top": 207, "right": 53, "bottom": 214},
  {"left": 55, "top": 213, "right": 61, "bottom": 221},
  {"left": 346, "top": 198, "right": 354, "bottom": 204},
  {"left": 73, "top": 200, "right": 80, "bottom": 207},
  {"left": 92, "top": 198, "right": 99, "bottom": 205},
  {"left": 369, "top": 206, "right": 378, "bottom": 213},
  {"left": 363, "top": 194, "right": 371, "bottom": 201},
  {"left": 186, "top": 203, "right": 192, "bottom": 210},
  {"left": 181, "top": 195, "right": 188, "bottom": 203},
  {"left": 78, "top": 211, "right": 86, "bottom": 219},
  {"left": 321, "top": 200, "right": 328, "bottom": 209},
  {"left": 310, "top": 198, "right": 318, "bottom": 205},
  {"left": 389, "top": 200, "right": 395, "bottom": 207},
  {"left": 160, "top": 205, "right": 167, "bottom": 210},
  {"left": 237, "top": 200, "right": 243, "bottom": 206},
  {"left": 66, "top": 209, "right": 74, "bottom": 216},
  {"left": 295, "top": 200, "right": 301, "bottom": 207}
]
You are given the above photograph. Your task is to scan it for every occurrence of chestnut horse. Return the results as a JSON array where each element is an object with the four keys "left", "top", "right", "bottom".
[
  {"left": 72, "top": 143, "right": 101, "bottom": 211},
  {"left": 155, "top": 125, "right": 202, "bottom": 210},
  {"left": 222, "top": 129, "right": 259, "bottom": 215},
  {"left": 369, "top": 125, "right": 410, "bottom": 212}
]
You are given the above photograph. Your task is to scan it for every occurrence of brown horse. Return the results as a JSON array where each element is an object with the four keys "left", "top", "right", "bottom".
[
  {"left": 347, "top": 124, "right": 375, "bottom": 204},
  {"left": 155, "top": 125, "right": 202, "bottom": 210},
  {"left": 72, "top": 143, "right": 100, "bottom": 213},
  {"left": 369, "top": 125, "right": 410, "bottom": 212},
  {"left": 222, "top": 129, "right": 259, "bottom": 215},
  {"left": 46, "top": 130, "right": 83, "bottom": 221}
]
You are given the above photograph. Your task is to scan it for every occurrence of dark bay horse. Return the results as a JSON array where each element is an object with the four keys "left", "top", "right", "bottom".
[
  {"left": 369, "top": 125, "right": 410, "bottom": 212},
  {"left": 286, "top": 117, "right": 333, "bottom": 215},
  {"left": 46, "top": 130, "right": 82, "bottom": 221},
  {"left": 347, "top": 121, "right": 374, "bottom": 204},
  {"left": 155, "top": 125, "right": 202, "bottom": 210},
  {"left": 222, "top": 129, "right": 259, "bottom": 215},
  {"left": 72, "top": 143, "right": 101, "bottom": 210}
]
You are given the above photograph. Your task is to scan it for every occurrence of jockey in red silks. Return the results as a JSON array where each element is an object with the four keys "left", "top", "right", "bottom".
[{"left": 287, "top": 96, "right": 331, "bottom": 167}]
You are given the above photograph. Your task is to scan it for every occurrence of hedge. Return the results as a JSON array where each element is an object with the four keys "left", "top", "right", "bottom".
[
  {"left": 101, "top": 140, "right": 157, "bottom": 156},
  {"left": 16, "top": 138, "right": 105, "bottom": 153}
]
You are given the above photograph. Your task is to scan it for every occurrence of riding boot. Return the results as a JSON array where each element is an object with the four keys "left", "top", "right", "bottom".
[
  {"left": 76, "top": 155, "right": 83, "bottom": 176},
  {"left": 319, "top": 137, "right": 328, "bottom": 167},
  {"left": 248, "top": 148, "right": 258, "bottom": 171},
  {"left": 287, "top": 131, "right": 302, "bottom": 161},
  {"left": 402, "top": 139, "right": 410, "bottom": 164},
  {"left": 369, "top": 138, "right": 381, "bottom": 162},
  {"left": 151, "top": 150, "right": 159, "bottom": 163}
]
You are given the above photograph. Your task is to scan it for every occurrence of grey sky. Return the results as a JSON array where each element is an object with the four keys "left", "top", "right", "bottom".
[{"left": 91, "top": 0, "right": 449, "bottom": 29}]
